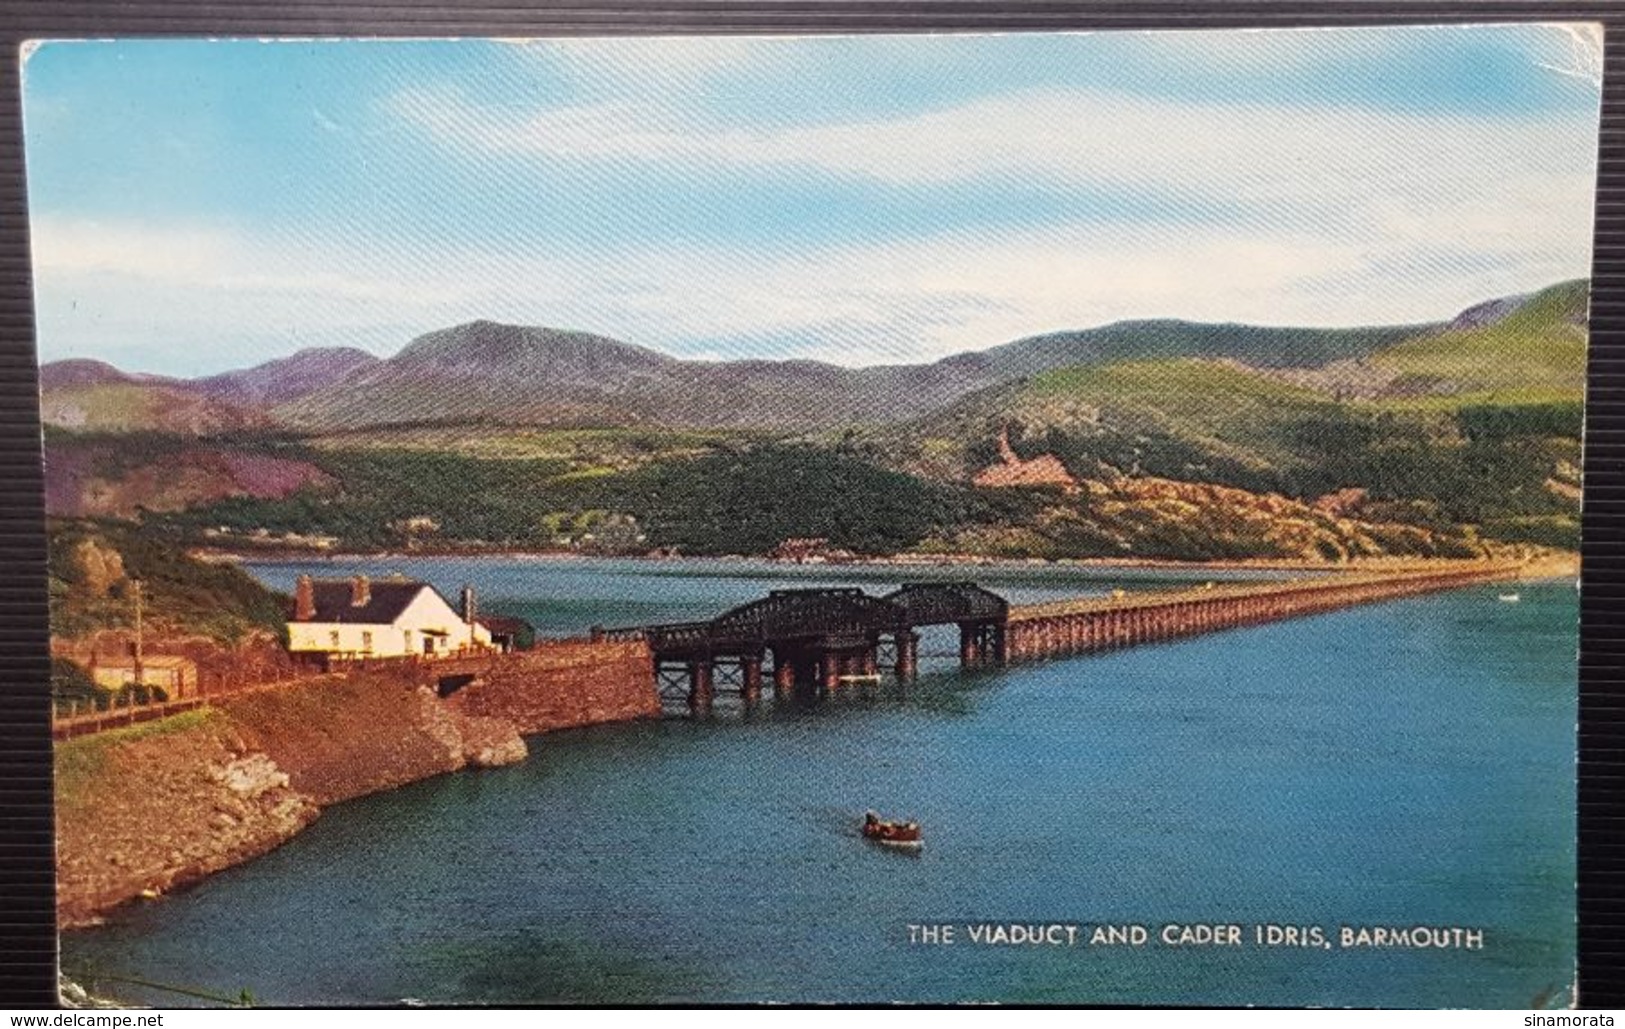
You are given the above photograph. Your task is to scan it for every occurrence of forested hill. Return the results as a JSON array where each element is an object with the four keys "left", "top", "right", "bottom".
[{"left": 48, "top": 520, "right": 288, "bottom": 642}]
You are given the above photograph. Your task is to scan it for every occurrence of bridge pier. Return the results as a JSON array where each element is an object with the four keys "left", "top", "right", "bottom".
[
  {"left": 959, "top": 624, "right": 980, "bottom": 667},
  {"left": 958, "top": 620, "right": 1005, "bottom": 669},
  {"left": 771, "top": 649, "right": 797, "bottom": 697},
  {"left": 850, "top": 650, "right": 867, "bottom": 679},
  {"left": 819, "top": 646, "right": 871, "bottom": 689},
  {"left": 741, "top": 654, "right": 764, "bottom": 704},
  {"left": 895, "top": 631, "right": 919, "bottom": 681},
  {"left": 688, "top": 658, "right": 714, "bottom": 715}
]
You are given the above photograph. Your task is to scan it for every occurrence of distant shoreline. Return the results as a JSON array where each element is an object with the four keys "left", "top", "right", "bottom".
[{"left": 190, "top": 546, "right": 1581, "bottom": 580}]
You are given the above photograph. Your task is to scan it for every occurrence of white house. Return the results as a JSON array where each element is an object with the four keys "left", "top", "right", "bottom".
[{"left": 287, "top": 575, "right": 493, "bottom": 659}]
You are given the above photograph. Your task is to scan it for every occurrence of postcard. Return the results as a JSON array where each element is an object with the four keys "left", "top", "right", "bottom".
[{"left": 24, "top": 26, "right": 1600, "bottom": 1007}]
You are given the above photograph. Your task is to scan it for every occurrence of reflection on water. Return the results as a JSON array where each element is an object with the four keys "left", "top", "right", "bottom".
[{"left": 60, "top": 560, "right": 1576, "bottom": 1008}]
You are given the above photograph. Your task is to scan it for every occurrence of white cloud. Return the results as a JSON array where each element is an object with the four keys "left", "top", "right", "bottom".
[
  {"left": 30, "top": 219, "right": 469, "bottom": 307},
  {"left": 384, "top": 82, "right": 1599, "bottom": 335},
  {"left": 394, "top": 82, "right": 1596, "bottom": 208}
]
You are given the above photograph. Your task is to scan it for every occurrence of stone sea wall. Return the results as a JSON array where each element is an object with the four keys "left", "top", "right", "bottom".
[
  {"left": 55, "top": 640, "right": 658, "bottom": 928},
  {"left": 446, "top": 640, "right": 659, "bottom": 735},
  {"left": 217, "top": 671, "right": 527, "bottom": 806}
]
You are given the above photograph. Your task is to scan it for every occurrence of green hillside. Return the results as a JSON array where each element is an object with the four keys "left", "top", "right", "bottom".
[
  {"left": 149, "top": 437, "right": 1498, "bottom": 563},
  {"left": 304, "top": 424, "right": 752, "bottom": 465},
  {"left": 48, "top": 519, "right": 289, "bottom": 642},
  {"left": 1029, "top": 360, "right": 1344, "bottom": 481},
  {"left": 268, "top": 312, "right": 1444, "bottom": 434},
  {"left": 1371, "top": 279, "right": 1588, "bottom": 404},
  {"left": 981, "top": 319, "right": 1429, "bottom": 375},
  {"left": 875, "top": 283, "right": 1586, "bottom": 551},
  {"left": 40, "top": 382, "right": 266, "bottom": 435},
  {"left": 154, "top": 444, "right": 957, "bottom": 556},
  {"left": 883, "top": 359, "right": 1362, "bottom": 492}
]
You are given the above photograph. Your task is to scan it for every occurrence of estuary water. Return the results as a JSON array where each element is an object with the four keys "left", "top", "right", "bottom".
[{"left": 60, "top": 558, "right": 1577, "bottom": 1008}]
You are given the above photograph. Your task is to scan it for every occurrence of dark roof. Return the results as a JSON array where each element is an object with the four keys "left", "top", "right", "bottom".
[
  {"left": 477, "top": 615, "right": 531, "bottom": 635},
  {"left": 882, "top": 582, "right": 1009, "bottom": 625},
  {"left": 711, "top": 588, "right": 907, "bottom": 645},
  {"left": 295, "top": 580, "right": 442, "bottom": 625}
]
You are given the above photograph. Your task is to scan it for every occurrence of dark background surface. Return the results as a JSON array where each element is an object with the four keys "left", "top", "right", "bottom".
[{"left": 0, "top": 0, "right": 1620, "bottom": 1009}]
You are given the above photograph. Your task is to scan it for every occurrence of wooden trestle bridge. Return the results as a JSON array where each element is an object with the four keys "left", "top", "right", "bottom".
[{"left": 596, "top": 562, "right": 1523, "bottom": 713}]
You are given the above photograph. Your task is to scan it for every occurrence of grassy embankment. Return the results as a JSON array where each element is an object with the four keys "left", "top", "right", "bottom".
[{"left": 54, "top": 708, "right": 224, "bottom": 811}]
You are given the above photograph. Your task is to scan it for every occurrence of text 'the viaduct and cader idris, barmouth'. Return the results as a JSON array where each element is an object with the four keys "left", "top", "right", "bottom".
[{"left": 594, "top": 563, "right": 1524, "bottom": 713}]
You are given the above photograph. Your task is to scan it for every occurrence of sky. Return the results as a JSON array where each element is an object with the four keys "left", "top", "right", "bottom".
[{"left": 20, "top": 26, "right": 1606, "bottom": 377}]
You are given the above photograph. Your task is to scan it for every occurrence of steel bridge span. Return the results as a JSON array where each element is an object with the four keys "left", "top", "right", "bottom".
[
  {"left": 598, "top": 563, "right": 1523, "bottom": 713},
  {"left": 596, "top": 582, "right": 1007, "bottom": 711}
]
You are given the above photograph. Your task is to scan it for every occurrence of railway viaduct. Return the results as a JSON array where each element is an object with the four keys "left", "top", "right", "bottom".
[{"left": 602, "top": 562, "right": 1525, "bottom": 713}]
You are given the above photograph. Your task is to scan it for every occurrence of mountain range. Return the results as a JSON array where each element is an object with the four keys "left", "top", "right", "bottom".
[
  {"left": 39, "top": 279, "right": 1588, "bottom": 561},
  {"left": 45, "top": 286, "right": 1571, "bottom": 435}
]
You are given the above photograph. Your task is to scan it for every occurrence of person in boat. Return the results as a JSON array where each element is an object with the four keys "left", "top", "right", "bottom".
[{"left": 865, "top": 810, "right": 899, "bottom": 839}]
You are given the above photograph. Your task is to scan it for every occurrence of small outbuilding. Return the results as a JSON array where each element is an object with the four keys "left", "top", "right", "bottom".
[
  {"left": 90, "top": 654, "right": 198, "bottom": 698},
  {"left": 476, "top": 615, "right": 536, "bottom": 653}
]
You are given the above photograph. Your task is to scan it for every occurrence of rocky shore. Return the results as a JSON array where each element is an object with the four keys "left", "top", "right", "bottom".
[{"left": 55, "top": 641, "right": 656, "bottom": 929}]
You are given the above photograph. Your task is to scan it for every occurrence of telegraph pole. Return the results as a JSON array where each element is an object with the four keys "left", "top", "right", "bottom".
[{"left": 132, "top": 579, "right": 144, "bottom": 694}]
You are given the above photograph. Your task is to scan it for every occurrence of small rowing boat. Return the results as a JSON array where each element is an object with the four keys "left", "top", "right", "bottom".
[{"left": 863, "top": 810, "right": 923, "bottom": 849}]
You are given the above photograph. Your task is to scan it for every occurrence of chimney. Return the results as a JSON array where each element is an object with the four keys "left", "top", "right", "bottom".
[
  {"left": 461, "top": 584, "right": 476, "bottom": 625},
  {"left": 351, "top": 575, "right": 370, "bottom": 607},
  {"left": 294, "top": 575, "right": 316, "bottom": 621}
]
